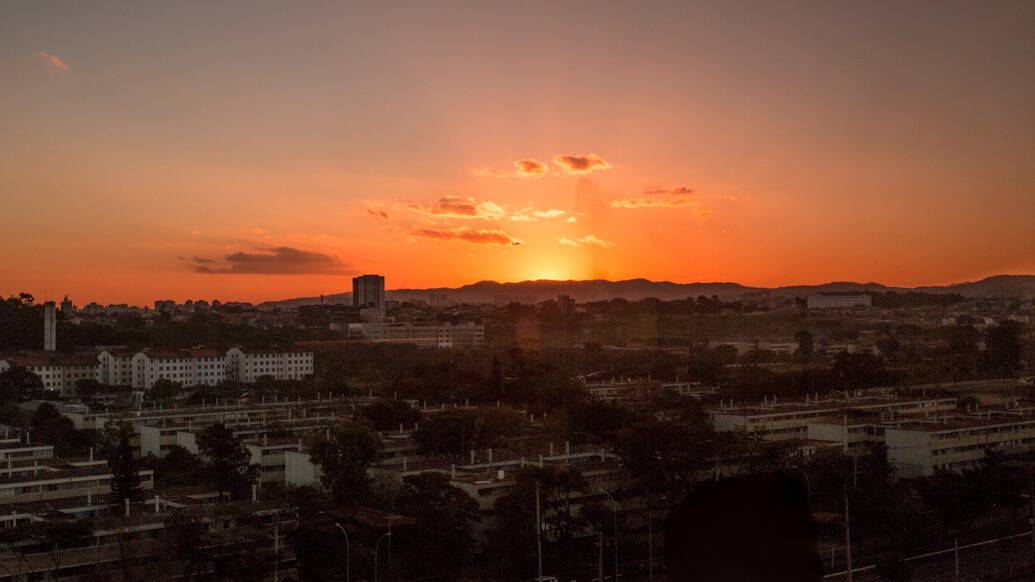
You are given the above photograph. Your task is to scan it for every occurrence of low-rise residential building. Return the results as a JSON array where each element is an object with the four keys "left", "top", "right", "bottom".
[{"left": 886, "top": 415, "right": 1035, "bottom": 477}]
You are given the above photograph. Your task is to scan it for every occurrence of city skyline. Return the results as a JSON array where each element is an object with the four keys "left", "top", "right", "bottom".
[{"left": 3, "top": 1, "right": 1034, "bottom": 305}]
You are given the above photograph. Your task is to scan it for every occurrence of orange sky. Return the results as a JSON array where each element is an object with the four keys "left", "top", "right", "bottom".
[{"left": 1, "top": 2, "right": 1033, "bottom": 305}]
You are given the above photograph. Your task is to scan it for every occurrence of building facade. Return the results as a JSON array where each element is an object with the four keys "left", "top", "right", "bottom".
[{"left": 352, "top": 274, "right": 386, "bottom": 309}]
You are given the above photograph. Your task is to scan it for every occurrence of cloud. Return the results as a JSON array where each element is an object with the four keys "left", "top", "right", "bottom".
[
  {"left": 407, "top": 196, "right": 506, "bottom": 220},
  {"left": 610, "top": 186, "right": 699, "bottom": 209},
  {"left": 643, "top": 186, "right": 694, "bottom": 196},
  {"left": 509, "top": 207, "right": 567, "bottom": 222},
  {"left": 610, "top": 197, "right": 695, "bottom": 209},
  {"left": 190, "top": 247, "right": 351, "bottom": 275},
  {"left": 566, "top": 216, "right": 578, "bottom": 223},
  {"left": 366, "top": 208, "right": 390, "bottom": 220},
  {"left": 553, "top": 153, "right": 612, "bottom": 174},
  {"left": 558, "top": 234, "right": 614, "bottom": 248},
  {"left": 34, "top": 51, "right": 68, "bottom": 74},
  {"left": 515, "top": 159, "right": 549, "bottom": 177},
  {"left": 471, "top": 158, "right": 549, "bottom": 179},
  {"left": 406, "top": 196, "right": 568, "bottom": 223},
  {"left": 413, "top": 226, "right": 522, "bottom": 245}
]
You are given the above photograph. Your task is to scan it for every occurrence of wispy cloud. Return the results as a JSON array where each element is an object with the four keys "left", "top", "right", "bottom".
[
  {"left": 34, "top": 51, "right": 68, "bottom": 74},
  {"left": 509, "top": 207, "right": 568, "bottom": 222},
  {"left": 190, "top": 247, "right": 351, "bottom": 275},
  {"left": 366, "top": 208, "right": 390, "bottom": 220},
  {"left": 413, "top": 226, "right": 522, "bottom": 245},
  {"left": 558, "top": 234, "right": 614, "bottom": 248},
  {"left": 553, "top": 153, "right": 611, "bottom": 175},
  {"left": 610, "top": 186, "right": 699, "bottom": 209},
  {"left": 472, "top": 158, "right": 550, "bottom": 179},
  {"left": 405, "top": 196, "right": 568, "bottom": 223},
  {"left": 474, "top": 155, "right": 612, "bottom": 177},
  {"left": 407, "top": 196, "right": 507, "bottom": 220}
]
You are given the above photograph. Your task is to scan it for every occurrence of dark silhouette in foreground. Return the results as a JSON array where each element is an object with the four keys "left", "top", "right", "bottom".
[{"left": 666, "top": 472, "right": 822, "bottom": 582}]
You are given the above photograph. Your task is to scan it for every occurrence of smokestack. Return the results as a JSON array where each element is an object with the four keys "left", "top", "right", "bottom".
[{"left": 43, "top": 302, "right": 56, "bottom": 351}]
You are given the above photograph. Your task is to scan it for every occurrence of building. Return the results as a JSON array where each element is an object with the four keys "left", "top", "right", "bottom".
[
  {"left": 3, "top": 346, "right": 315, "bottom": 394},
  {"left": 347, "top": 321, "right": 485, "bottom": 348},
  {"left": 226, "top": 347, "right": 314, "bottom": 384},
  {"left": 806, "top": 293, "right": 872, "bottom": 310},
  {"left": 429, "top": 293, "right": 452, "bottom": 307},
  {"left": 0, "top": 352, "right": 101, "bottom": 396},
  {"left": 353, "top": 274, "right": 386, "bottom": 309},
  {"left": 885, "top": 415, "right": 1035, "bottom": 477},
  {"left": 711, "top": 395, "right": 957, "bottom": 441},
  {"left": 43, "top": 301, "right": 57, "bottom": 351}
]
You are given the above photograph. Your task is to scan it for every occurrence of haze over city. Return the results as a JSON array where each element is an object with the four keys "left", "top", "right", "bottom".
[
  {"left": 4, "top": 3, "right": 1035, "bottom": 582},
  {"left": 3, "top": 1, "right": 1034, "bottom": 304}
]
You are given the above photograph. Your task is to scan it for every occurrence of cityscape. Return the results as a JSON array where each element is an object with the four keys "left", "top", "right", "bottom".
[{"left": 2, "top": 2, "right": 1034, "bottom": 582}]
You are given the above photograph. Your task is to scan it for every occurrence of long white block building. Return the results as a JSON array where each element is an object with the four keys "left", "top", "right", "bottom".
[{"left": 1, "top": 346, "right": 314, "bottom": 396}]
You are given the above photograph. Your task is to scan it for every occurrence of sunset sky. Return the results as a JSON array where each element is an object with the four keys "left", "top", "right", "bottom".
[{"left": 2, "top": 1, "right": 1033, "bottom": 305}]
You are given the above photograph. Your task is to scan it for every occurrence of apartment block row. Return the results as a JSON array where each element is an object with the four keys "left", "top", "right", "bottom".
[{"left": 0, "top": 346, "right": 314, "bottom": 396}]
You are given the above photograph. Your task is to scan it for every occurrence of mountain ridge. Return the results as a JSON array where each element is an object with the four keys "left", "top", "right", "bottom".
[{"left": 260, "top": 274, "right": 1035, "bottom": 309}]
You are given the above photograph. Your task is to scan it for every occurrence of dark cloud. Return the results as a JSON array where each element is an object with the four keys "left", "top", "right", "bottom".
[
  {"left": 514, "top": 159, "right": 549, "bottom": 177},
  {"left": 412, "top": 226, "right": 522, "bottom": 245},
  {"left": 190, "top": 247, "right": 351, "bottom": 275},
  {"left": 644, "top": 186, "right": 694, "bottom": 196},
  {"left": 366, "top": 208, "right": 390, "bottom": 220},
  {"left": 553, "top": 153, "right": 612, "bottom": 174}
]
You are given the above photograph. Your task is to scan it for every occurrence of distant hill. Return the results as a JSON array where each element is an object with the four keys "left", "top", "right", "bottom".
[{"left": 259, "top": 274, "right": 1035, "bottom": 309}]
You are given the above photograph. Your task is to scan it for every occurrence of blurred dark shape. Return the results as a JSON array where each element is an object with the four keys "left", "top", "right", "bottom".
[{"left": 666, "top": 471, "right": 821, "bottom": 582}]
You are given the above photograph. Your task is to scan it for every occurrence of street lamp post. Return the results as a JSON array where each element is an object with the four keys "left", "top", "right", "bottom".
[
  {"left": 334, "top": 523, "right": 351, "bottom": 582},
  {"left": 374, "top": 532, "right": 392, "bottom": 582}
]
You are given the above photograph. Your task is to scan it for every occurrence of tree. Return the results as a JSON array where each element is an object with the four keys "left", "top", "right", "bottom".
[
  {"left": 146, "top": 445, "right": 205, "bottom": 489},
  {"left": 616, "top": 418, "right": 716, "bottom": 500},
  {"left": 197, "top": 423, "right": 258, "bottom": 500},
  {"left": 104, "top": 421, "right": 143, "bottom": 503},
  {"left": 415, "top": 407, "right": 525, "bottom": 456},
  {"left": 307, "top": 420, "right": 381, "bottom": 506},
  {"left": 359, "top": 399, "right": 420, "bottom": 432},
  {"left": 394, "top": 473, "right": 479, "bottom": 577},
  {"left": 982, "top": 321, "right": 1023, "bottom": 376},
  {"left": 490, "top": 466, "right": 589, "bottom": 579},
  {"left": 164, "top": 510, "right": 207, "bottom": 580},
  {"left": 0, "top": 364, "right": 44, "bottom": 403},
  {"left": 30, "top": 402, "right": 91, "bottom": 457}
]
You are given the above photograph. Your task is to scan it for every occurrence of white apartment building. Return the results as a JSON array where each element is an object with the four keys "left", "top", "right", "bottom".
[
  {"left": 2, "top": 346, "right": 314, "bottom": 394},
  {"left": 886, "top": 416, "right": 1035, "bottom": 477},
  {"left": 0, "top": 353, "right": 103, "bottom": 396},
  {"left": 226, "top": 347, "right": 314, "bottom": 383},
  {"left": 712, "top": 396, "right": 957, "bottom": 441}
]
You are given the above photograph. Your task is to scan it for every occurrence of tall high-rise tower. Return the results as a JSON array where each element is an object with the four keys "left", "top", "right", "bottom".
[
  {"left": 352, "top": 274, "right": 385, "bottom": 309},
  {"left": 43, "top": 301, "right": 57, "bottom": 351}
]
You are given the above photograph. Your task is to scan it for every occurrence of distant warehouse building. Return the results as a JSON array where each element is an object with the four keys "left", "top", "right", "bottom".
[{"left": 807, "top": 293, "right": 872, "bottom": 310}]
